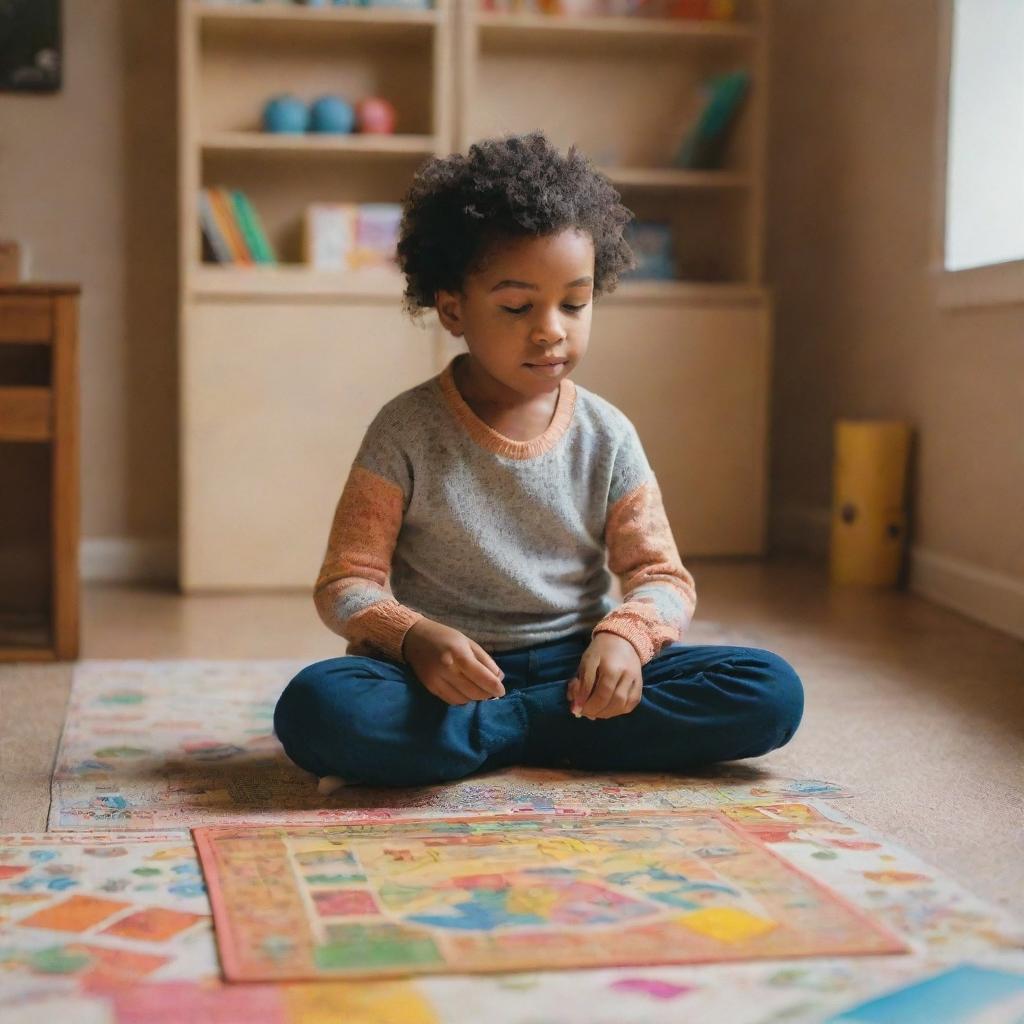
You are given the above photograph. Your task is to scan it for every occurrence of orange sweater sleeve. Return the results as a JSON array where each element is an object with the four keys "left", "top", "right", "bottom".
[
  {"left": 313, "top": 464, "right": 424, "bottom": 662},
  {"left": 591, "top": 477, "right": 697, "bottom": 665}
]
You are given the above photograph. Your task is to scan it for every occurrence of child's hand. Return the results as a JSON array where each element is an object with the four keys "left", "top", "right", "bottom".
[
  {"left": 567, "top": 633, "right": 643, "bottom": 720},
  {"left": 402, "top": 618, "right": 506, "bottom": 706}
]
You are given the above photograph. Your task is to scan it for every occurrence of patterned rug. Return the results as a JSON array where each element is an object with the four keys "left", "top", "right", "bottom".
[
  {"left": 22, "top": 658, "right": 1024, "bottom": 1021},
  {"left": 3, "top": 809, "right": 1023, "bottom": 1021},
  {"left": 49, "top": 658, "right": 844, "bottom": 831}
]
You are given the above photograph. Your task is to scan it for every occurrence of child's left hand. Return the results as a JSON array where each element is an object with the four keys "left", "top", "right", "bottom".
[{"left": 567, "top": 633, "right": 643, "bottom": 720}]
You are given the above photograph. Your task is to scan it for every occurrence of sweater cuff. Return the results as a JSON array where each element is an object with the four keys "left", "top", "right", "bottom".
[
  {"left": 591, "top": 620, "right": 656, "bottom": 665},
  {"left": 348, "top": 601, "right": 424, "bottom": 663}
]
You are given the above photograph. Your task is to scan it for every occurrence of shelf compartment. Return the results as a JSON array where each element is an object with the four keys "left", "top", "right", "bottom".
[
  {"left": 0, "top": 611, "right": 53, "bottom": 661},
  {"left": 617, "top": 184, "right": 753, "bottom": 283},
  {"left": 0, "top": 343, "right": 51, "bottom": 388},
  {"left": 199, "top": 153, "right": 417, "bottom": 264},
  {"left": 201, "top": 131, "right": 438, "bottom": 159},
  {"left": 197, "top": 14, "right": 437, "bottom": 137},
  {"left": 0, "top": 441, "right": 53, "bottom": 658},
  {"left": 463, "top": 47, "right": 755, "bottom": 172}
]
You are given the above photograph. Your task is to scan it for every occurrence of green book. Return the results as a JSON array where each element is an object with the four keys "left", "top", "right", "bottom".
[
  {"left": 674, "top": 70, "right": 750, "bottom": 171},
  {"left": 231, "top": 191, "right": 276, "bottom": 265}
]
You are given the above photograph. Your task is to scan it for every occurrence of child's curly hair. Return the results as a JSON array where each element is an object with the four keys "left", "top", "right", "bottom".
[{"left": 397, "top": 131, "right": 636, "bottom": 319}]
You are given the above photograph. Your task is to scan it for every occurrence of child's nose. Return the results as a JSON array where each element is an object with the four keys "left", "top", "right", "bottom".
[{"left": 529, "top": 313, "right": 567, "bottom": 346}]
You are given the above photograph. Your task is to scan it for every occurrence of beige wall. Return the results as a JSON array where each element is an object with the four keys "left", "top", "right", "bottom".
[
  {"left": 2, "top": 1, "right": 1020, "bottom": 630},
  {"left": 0, "top": 0, "right": 178, "bottom": 571},
  {"left": 766, "top": 1, "right": 1024, "bottom": 618}
]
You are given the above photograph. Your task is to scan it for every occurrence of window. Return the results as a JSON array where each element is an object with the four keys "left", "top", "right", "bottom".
[{"left": 934, "top": 0, "right": 1024, "bottom": 306}]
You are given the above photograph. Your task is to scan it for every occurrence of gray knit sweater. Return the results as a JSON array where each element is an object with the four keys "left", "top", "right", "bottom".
[{"left": 314, "top": 354, "right": 696, "bottom": 664}]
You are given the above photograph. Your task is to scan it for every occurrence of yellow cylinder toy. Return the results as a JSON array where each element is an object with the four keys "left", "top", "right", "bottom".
[{"left": 829, "top": 420, "right": 912, "bottom": 587}]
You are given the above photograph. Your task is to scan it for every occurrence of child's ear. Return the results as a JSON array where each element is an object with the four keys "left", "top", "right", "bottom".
[{"left": 435, "top": 289, "right": 464, "bottom": 338}]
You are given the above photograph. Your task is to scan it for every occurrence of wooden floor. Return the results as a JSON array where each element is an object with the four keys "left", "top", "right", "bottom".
[{"left": 2, "top": 554, "right": 1022, "bottom": 915}]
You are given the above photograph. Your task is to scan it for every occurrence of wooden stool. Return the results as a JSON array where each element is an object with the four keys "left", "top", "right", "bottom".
[{"left": 0, "top": 284, "right": 80, "bottom": 661}]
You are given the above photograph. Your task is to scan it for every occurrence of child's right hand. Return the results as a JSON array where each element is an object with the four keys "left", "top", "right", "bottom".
[{"left": 402, "top": 619, "right": 506, "bottom": 706}]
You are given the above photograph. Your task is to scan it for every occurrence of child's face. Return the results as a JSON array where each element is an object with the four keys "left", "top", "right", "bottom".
[{"left": 436, "top": 228, "right": 596, "bottom": 397}]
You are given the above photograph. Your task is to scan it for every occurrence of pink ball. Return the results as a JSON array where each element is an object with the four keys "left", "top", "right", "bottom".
[{"left": 356, "top": 97, "right": 397, "bottom": 134}]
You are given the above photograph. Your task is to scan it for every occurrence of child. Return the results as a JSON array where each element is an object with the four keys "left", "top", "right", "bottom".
[{"left": 274, "top": 131, "right": 803, "bottom": 792}]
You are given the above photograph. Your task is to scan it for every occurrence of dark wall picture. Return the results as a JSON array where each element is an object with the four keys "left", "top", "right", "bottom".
[{"left": 0, "top": 0, "right": 61, "bottom": 93}]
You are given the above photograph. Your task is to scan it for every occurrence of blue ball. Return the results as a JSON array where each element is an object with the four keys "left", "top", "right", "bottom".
[
  {"left": 309, "top": 95, "right": 355, "bottom": 134},
  {"left": 262, "top": 95, "right": 309, "bottom": 134}
]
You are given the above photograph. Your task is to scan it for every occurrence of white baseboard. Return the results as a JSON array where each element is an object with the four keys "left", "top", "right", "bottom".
[
  {"left": 80, "top": 538, "right": 178, "bottom": 585},
  {"left": 770, "top": 503, "right": 1024, "bottom": 641},
  {"left": 910, "top": 546, "right": 1024, "bottom": 641}
]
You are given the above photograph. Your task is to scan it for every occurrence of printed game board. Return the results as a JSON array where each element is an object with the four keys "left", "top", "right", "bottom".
[
  {"left": 193, "top": 807, "right": 908, "bottom": 982},
  {"left": 48, "top": 659, "right": 849, "bottom": 830}
]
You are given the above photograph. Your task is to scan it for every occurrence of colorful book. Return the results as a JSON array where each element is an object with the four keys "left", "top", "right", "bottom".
[
  {"left": 198, "top": 189, "right": 233, "bottom": 264},
  {"left": 350, "top": 203, "right": 402, "bottom": 270},
  {"left": 232, "top": 191, "right": 277, "bottom": 264},
  {"left": 208, "top": 188, "right": 253, "bottom": 264}
]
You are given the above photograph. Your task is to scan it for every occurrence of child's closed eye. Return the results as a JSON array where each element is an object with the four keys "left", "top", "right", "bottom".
[{"left": 501, "top": 303, "right": 588, "bottom": 315}]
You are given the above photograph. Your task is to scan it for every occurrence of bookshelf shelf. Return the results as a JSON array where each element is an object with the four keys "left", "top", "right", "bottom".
[
  {"left": 611, "top": 279, "right": 765, "bottom": 303},
  {"left": 189, "top": 264, "right": 406, "bottom": 301},
  {"left": 476, "top": 10, "right": 755, "bottom": 50},
  {"left": 604, "top": 167, "right": 750, "bottom": 191},
  {"left": 195, "top": 3, "right": 440, "bottom": 28},
  {"left": 201, "top": 131, "right": 439, "bottom": 159}
]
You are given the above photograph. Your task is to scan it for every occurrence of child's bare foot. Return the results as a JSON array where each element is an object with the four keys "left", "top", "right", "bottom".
[{"left": 317, "top": 775, "right": 347, "bottom": 795}]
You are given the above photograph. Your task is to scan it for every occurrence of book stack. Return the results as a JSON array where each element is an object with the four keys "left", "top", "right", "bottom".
[{"left": 199, "top": 188, "right": 277, "bottom": 265}]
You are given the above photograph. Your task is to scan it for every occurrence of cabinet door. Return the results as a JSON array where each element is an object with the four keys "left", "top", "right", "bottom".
[
  {"left": 182, "top": 301, "right": 439, "bottom": 590},
  {"left": 573, "top": 300, "right": 771, "bottom": 556}
]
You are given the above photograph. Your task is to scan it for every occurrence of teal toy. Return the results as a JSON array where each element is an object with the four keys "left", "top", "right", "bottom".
[
  {"left": 262, "top": 95, "right": 309, "bottom": 134},
  {"left": 310, "top": 95, "right": 356, "bottom": 134}
]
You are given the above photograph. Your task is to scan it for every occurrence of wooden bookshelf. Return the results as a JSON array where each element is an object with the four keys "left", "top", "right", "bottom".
[{"left": 177, "top": 0, "right": 773, "bottom": 590}]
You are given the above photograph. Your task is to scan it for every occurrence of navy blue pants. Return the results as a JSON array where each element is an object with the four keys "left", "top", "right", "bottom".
[{"left": 273, "top": 630, "right": 804, "bottom": 788}]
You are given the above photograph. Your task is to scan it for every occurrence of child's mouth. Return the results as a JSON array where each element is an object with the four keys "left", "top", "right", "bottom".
[{"left": 524, "top": 361, "right": 567, "bottom": 377}]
